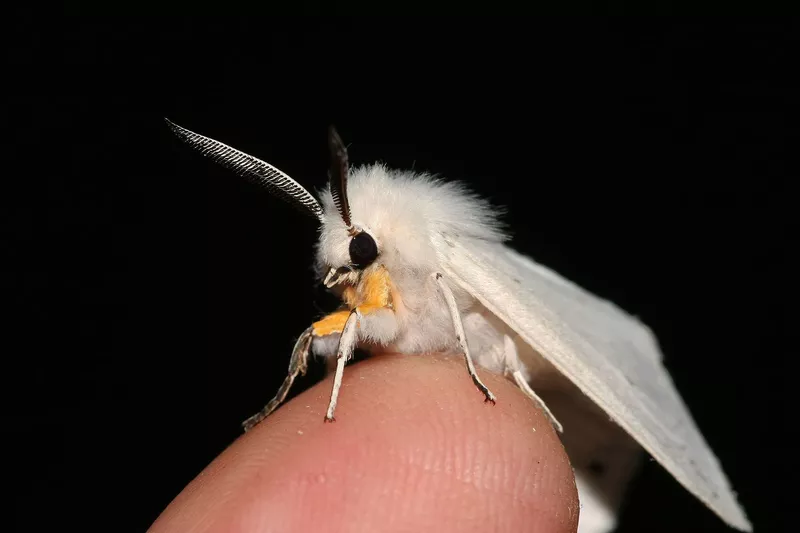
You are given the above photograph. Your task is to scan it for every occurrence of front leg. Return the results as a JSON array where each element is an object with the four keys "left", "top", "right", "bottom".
[
  {"left": 324, "top": 309, "right": 360, "bottom": 422},
  {"left": 241, "top": 310, "right": 350, "bottom": 431},
  {"left": 313, "top": 305, "right": 398, "bottom": 422},
  {"left": 244, "top": 264, "right": 399, "bottom": 428}
]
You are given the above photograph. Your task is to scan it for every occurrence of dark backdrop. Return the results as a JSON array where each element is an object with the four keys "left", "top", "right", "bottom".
[{"left": 4, "top": 19, "right": 789, "bottom": 533}]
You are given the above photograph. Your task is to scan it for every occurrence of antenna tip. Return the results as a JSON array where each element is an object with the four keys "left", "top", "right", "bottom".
[{"left": 328, "top": 125, "right": 346, "bottom": 153}]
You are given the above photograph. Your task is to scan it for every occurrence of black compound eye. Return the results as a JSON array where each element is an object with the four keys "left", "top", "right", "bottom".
[{"left": 349, "top": 232, "right": 378, "bottom": 268}]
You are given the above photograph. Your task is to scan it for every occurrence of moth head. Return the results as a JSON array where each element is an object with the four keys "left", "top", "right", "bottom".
[
  {"left": 316, "top": 159, "right": 445, "bottom": 288},
  {"left": 316, "top": 126, "right": 384, "bottom": 287}
]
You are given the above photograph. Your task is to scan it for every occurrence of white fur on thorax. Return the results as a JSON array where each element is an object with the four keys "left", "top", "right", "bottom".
[{"left": 312, "top": 164, "right": 510, "bottom": 357}]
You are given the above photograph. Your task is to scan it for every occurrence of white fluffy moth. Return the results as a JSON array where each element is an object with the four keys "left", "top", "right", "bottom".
[{"left": 165, "top": 118, "right": 751, "bottom": 533}]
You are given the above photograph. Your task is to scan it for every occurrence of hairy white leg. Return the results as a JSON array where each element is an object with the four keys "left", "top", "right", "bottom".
[
  {"left": 433, "top": 272, "right": 496, "bottom": 404},
  {"left": 501, "top": 333, "right": 564, "bottom": 432},
  {"left": 325, "top": 309, "right": 361, "bottom": 422},
  {"left": 242, "top": 326, "right": 313, "bottom": 432},
  {"left": 511, "top": 370, "right": 564, "bottom": 433}
]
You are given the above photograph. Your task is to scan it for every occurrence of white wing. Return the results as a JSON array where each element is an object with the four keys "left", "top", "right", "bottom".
[{"left": 435, "top": 234, "right": 751, "bottom": 532}]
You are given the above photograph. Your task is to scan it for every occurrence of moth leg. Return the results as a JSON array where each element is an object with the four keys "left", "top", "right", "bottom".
[
  {"left": 511, "top": 370, "right": 564, "bottom": 433},
  {"left": 312, "top": 309, "right": 351, "bottom": 337},
  {"left": 320, "top": 266, "right": 398, "bottom": 422},
  {"left": 242, "top": 326, "right": 314, "bottom": 432},
  {"left": 325, "top": 309, "right": 361, "bottom": 422},
  {"left": 433, "top": 272, "right": 496, "bottom": 404},
  {"left": 310, "top": 310, "right": 351, "bottom": 373},
  {"left": 501, "top": 334, "right": 563, "bottom": 432}
]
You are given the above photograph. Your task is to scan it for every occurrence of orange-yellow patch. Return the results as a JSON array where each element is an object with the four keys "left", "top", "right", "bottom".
[
  {"left": 312, "top": 310, "right": 351, "bottom": 336},
  {"left": 312, "top": 265, "right": 394, "bottom": 337},
  {"left": 357, "top": 264, "right": 393, "bottom": 310}
]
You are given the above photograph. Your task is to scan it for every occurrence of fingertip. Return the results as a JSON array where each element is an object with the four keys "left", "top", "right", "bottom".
[{"left": 149, "top": 354, "right": 578, "bottom": 533}]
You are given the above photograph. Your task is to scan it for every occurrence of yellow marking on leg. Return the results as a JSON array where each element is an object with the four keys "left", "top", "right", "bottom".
[
  {"left": 355, "top": 304, "right": 386, "bottom": 316},
  {"left": 312, "top": 310, "right": 350, "bottom": 337}
]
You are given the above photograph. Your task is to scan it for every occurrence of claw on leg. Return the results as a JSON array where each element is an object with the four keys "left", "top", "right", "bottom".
[{"left": 512, "top": 370, "right": 564, "bottom": 433}]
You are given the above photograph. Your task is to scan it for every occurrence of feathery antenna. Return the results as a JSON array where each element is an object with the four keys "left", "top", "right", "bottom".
[
  {"left": 165, "top": 118, "right": 325, "bottom": 222},
  {"left": 327, "top": 125, "right": 352, "bottom": 228}
]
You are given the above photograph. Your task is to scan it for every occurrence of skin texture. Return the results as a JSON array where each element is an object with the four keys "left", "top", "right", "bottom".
[{"left": 148, "top": 353, "right": 579, "bottom": 533}]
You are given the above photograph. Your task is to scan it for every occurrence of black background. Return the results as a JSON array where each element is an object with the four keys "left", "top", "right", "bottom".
[{"left": 4, "top": 19, "right": 790, "bottom": 533}]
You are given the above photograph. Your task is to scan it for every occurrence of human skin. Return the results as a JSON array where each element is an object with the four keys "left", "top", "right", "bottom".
[{"left": 148, "top": 353, "right": 579, "bottom": 533}]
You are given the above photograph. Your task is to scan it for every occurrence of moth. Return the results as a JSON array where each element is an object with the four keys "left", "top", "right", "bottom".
[{"left": 165, "top": 119, "right": 751, "bottom": 533}]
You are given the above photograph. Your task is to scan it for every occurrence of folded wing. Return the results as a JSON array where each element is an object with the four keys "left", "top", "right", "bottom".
[{"left": 436, "top": 234, "right": 751, "bottom": 532}]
